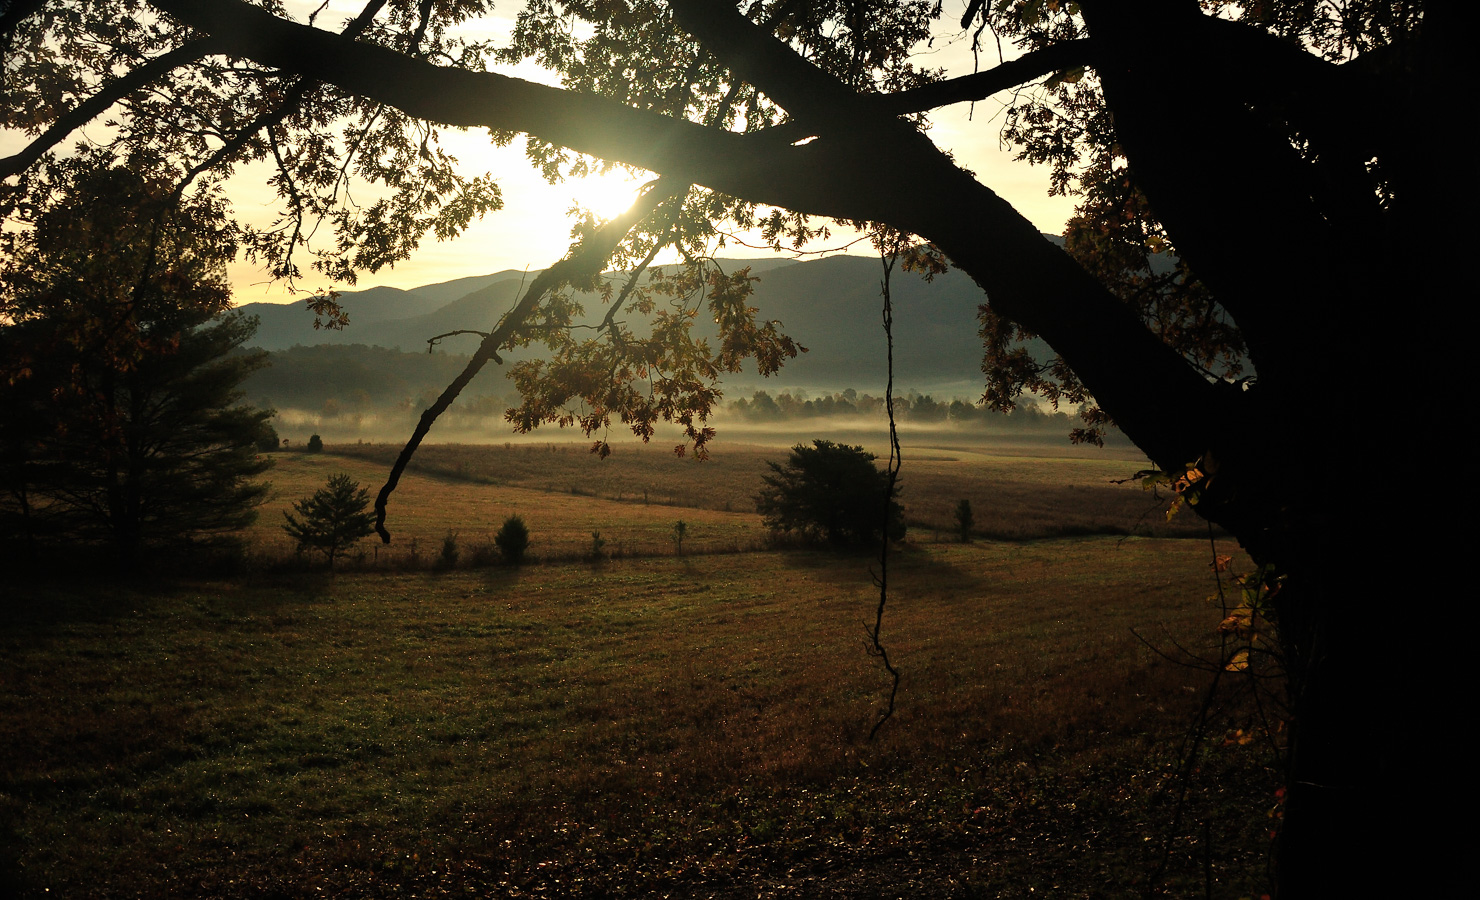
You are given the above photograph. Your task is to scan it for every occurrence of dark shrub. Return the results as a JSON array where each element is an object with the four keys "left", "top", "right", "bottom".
[
  {"left": 756, "top": 440, "right": 904, "bottom": 546},
  {"left": 495, "top": 514, "right": 530, "bottom": 565}
]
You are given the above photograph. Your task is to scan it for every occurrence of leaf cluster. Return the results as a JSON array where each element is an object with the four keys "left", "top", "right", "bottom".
[
  {"left": 2, "top": 149, "right": 236, "bottom": 341},
  {"left": 3, "top": 1, "right": 505, "bottom": 309},
  {"left": 498, "top": 0, "right": 945, "bottom": 263},
  {"left": 503, "top": 256, "right": 803, "bottom": 458}
]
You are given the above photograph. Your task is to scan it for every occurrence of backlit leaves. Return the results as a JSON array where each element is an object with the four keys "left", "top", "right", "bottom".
[
  {"left": 503, "top": 259, "right": 802, "bottom": 458},
  {"left": 1, "top": 150, "right": 236, "bottom": 373},
  {"left": 3, "top": 1, "right": 505, "bottom": 304},
  {"left": 496, "top": 0, "right": 946, "bottom": 253}
]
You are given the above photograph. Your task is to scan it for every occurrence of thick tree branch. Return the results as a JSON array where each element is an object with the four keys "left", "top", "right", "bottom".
[
  {"left": 669, "top": 0, "right": 872, "bottom": 131},
  {"left": 868, "top": 38, "right": 1094, "bottom": 115},
  {"left": 1, "top": 38, "right": 220, "bottom": 181},
  {"left": 749, "top": 39, "right": 1094, "bottom": 145},
  {"left": 1081, "top": 4, "right": 1374, "bottom": 388},
  {"left": 670, "top": 1, "right": 1236, "bottom": 467},
  {"left": 150, "top": 0, "right": 831, "bottom": 208},
  {"left": 0, "top": 0, "right": 46, "bottom": 49}
]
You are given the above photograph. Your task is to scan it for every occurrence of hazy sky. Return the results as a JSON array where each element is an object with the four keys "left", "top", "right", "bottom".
[{"left": 4, "top": 2, "right": 1076, "bottom": 305}]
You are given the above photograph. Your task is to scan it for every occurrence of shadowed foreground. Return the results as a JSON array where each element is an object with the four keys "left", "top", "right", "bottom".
[{"left": 1, "top": 537, "right": 1272, "bottom": 898}]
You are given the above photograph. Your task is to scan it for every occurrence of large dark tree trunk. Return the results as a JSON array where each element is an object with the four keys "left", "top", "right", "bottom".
[
  {"left": 1067, "top": 5, "right": 1460, "bottom": 891},
  {"left": 1259, "top": 487, "right": 1459, "bottom": 896},
  {"left": 915, "top": 152, "right": 1460, "bottom": 894}
]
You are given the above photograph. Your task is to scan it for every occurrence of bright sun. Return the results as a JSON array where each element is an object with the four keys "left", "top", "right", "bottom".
[{"left": 565, "top": 170, "right": 646, "bottom": 220}]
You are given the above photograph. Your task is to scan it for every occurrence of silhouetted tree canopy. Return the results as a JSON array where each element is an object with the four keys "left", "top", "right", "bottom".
[
  {"left": 0, "top": 155, "right": 273, "bottom": 563},
  {"left": 0, "top": 1, "right": 1456, "bottom": 893}
]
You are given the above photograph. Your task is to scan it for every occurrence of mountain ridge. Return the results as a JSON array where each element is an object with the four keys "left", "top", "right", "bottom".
[{"left": 234, "top": 254, "right": 1005, "bottom": 394}]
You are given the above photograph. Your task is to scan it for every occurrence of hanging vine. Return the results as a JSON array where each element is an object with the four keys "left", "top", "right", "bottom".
[{"left": 863, "top": 234, "right": 902, "bottom": 738}]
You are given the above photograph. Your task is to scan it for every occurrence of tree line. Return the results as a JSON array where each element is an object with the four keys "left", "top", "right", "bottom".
[
  {"left": 728, "top": 388, "right": 1077, "bottom": 429},
  {"left": 246, "top": 347, "right": 1081, "bottom": 434},
  {"left": 245, "top": 341, "right": 1083, "bottom": 432}
]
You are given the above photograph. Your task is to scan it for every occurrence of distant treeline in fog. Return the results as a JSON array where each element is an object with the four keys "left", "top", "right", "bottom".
[
  {"left": 243, "top": 344, "right": 1080, "bottom": 436},
  {"left": 727, "top": 388, "right": 1075, "bottom": 428}
]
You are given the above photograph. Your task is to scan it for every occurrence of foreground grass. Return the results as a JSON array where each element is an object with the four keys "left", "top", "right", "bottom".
[{"left": 1, "top": 536, "right": 1273, "bottom": 897}]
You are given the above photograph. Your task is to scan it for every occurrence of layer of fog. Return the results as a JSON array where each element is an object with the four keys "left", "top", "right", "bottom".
[{"left": 269, "top": 407, "right": 1143, "bottom": 462}]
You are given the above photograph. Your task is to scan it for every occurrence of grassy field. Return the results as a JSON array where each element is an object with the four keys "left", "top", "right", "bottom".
[
  {"left": 326, "top": 437, "right": 1210, "bottom": 555},
  {"left": 0, "top": 446, "right": 1276, "bottom": 898}
]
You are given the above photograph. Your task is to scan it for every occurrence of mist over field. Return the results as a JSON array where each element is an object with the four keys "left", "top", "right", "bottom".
[{"left": 266, "top": 405, "right": 1135, "bottom": 458}]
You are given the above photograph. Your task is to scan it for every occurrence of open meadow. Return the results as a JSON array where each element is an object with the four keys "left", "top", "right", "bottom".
[{"left": 1, "top": 443, "right": 1276, "bottom": 898}]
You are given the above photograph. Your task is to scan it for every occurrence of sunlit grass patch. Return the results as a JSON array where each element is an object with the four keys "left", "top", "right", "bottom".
[{"left": 246, "top": 450, "right": 765, "bottom": 566}]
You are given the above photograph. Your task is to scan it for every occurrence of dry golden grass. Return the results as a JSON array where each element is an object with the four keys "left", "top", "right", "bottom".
[
  {"left": 324, "top": 437, "right": 1207, "bottom": 555},
  {"left": 246, "top": 448, "right": 763, "bottom": 563}
]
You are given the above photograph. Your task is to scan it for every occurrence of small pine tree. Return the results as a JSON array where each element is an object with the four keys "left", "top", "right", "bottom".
[
  {"left": 495, "top": 514, "right": 530, "bottom": 565},
  {"left": 673, "top": 519, "right": 687, "bottom": 556},
  {"left": 954, "top": 498, "right": 975, "bottom": 543},
  {"left": 282, "top": 473, "right": 375, "bottom": 570},
  {"left": 438, "top": 529, "right": 460, "bottom": 569},
  {"left": 306, "top": 434, "right": 324, "bottom": 453}
]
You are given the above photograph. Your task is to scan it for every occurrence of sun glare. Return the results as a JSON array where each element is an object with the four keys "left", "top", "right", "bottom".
[{"left": 565, "top": 170, "right": 647, "bottom": 221}]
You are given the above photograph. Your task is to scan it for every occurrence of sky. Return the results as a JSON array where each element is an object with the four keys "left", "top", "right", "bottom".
[{"left": 3, "top": 1, "right": 1077, "bottom": 305}]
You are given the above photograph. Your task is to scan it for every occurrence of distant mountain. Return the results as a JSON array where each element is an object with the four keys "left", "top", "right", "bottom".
[
  {"left": 405, "top": 269, "right": 531, "bottom": 307},
  {"left": 234, "top": 252, "right": 1055, "bottom": 395},
  {"left": 734, "top": 254, "right": 989, "bottom": 391},
  {"left": 235, "top": 260, "right": 771, "bottom": 353},
  {"left": 363, "top": 277, "right": 527, "bottom": 353},
  {"left": 237, "top": 283, "right": 455, "bottom": 350}
]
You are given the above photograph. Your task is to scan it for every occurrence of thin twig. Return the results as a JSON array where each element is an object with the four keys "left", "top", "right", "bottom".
[{"left": 425, "top": 329, "right": 492, "bottom": 352}]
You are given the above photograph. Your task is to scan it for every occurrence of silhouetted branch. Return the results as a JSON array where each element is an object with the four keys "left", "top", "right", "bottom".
[
  {"left": 867, "top": 241, "right": 903, "bottom": 740},
  {"left": 0, "top": 0, "right": 48, "bottom": 60},
  {"left": 425, "top": 329, "right": 492, "bottom": 353},
  {"left": 870, "top": 39, "right": 1095, "bottom": 114},
  {"left": 373, "top": 177, "right": 685, "bottom": 542},
  {"left": 0, "top": 39, "right": 219, "bottom": 182}
]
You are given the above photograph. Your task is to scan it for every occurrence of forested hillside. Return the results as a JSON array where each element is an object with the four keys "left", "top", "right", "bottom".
[{"left": 239, "top": 254, "right": 1045, "bottom": 398}]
